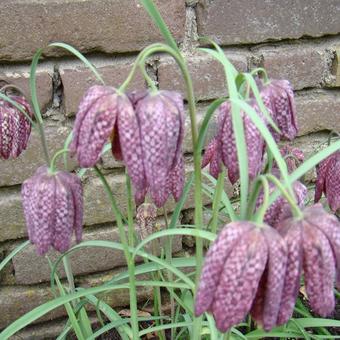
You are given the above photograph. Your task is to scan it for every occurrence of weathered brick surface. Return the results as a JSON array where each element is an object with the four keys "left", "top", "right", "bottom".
[
  {"left": 197, "top": 0, "right": 340, "bottom": 45},
  {"left": 12, "top": 222, "right": 182, "bottom": 285},
  {"left": 0, "top": 67, "right": 52, "bottom": 110},
  {"left": 0, "top": 269, "right": 152, "bottom": 329},
  {"left": 0, "top": 121, "right": 74, "bottom": 187},
  {"left": 296, "top": 90, "right": 340, "bottom": 136},
  {"left": 0, "top": 0, "right": 185, "bottom": 61},
  {"left": 253, "top": 44, "right": 330, "bottom": 90},
  {"left": 158, "top": 51, "right": 248, "bottom": 101},
  {"left": 60, "top": 58, "right": 146, "bottom": 116}
]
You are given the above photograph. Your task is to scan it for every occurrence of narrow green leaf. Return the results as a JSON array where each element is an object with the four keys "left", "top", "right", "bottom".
[
  {"left": 140, "top": 0, "right": 180, "bottom": 54},
  {"left": 50, "top": 240, "right": 195, "bottom": 292},
  {"left": 49, "top": 43, "right": 104, "bottom": 84},
  {"left": 0, "top": 240, "right": 30, "bottom": 272},
  {"left": 133, "top": 228, "right": 216, "bottom": 257}
]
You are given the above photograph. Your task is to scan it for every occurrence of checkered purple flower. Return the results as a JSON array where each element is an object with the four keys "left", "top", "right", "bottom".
[
  {"left": 21, "top": 166, "right": 83, "bottom": 255},
  {"left": 275, "top": 204, "right": 339, "bottom": 324},
  {"left": 202, "top": 100, "right": 265, "bottom": 184},
  {"left": 70, "top": 85, "right": 133, "bottom": 168},
  {"left": 314, "top": 151, "right": 340, "bottom": 212},
  {"left": 195, "top": 221, "right": 287, "bottom": 332},
  {"left": 0, "top": 94, "right": 33, "bottom": 159},
  {"left": 118, "top": 90, "right": 185, "bottom": 207},
  {"left": 260, "top": 79, "right": 298, "bottom": 141}
]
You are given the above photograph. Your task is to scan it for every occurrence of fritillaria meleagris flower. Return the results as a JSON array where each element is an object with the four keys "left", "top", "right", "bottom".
[
  {"left": 21, "top": 166, "right": 83, "bottom": 255},
  {"left": 259, "top": 79, "right": 298, "bottom": 141},
  {"left": 116, "top": 90, "right": 185, "bottom": 207},
  {"left": 195, "top": 221, "right": 287, "bottom": 332},
  {"left": 256, "top": 167, "right": 307, "bottom": 228},
  {"left": 0, "top": 93, "right": 33, "bottom": 159},
  {"left": 315, "top": 151, "right": 340, "bottom": 212},
  {"left": 275, "top": 204, "right": 339, "bottom": 324},
  {"left": 202, "top": 100, "right": 265, "bottom": 184},
  {"left": 70, "top": 85, "right": 133, "bottom": 168},
  {"left": 71, "top": 86, "right": 185, "bottom": 207}
]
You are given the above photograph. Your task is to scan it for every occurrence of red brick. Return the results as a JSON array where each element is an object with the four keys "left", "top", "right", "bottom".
[
  {"left": 296, "top": 90, "right": 340, "bottom": 136},
  {"left": 254, "top": 44, "right": 329, "bottom": 90},
  {"left": 0, "top": 67, "right": 52, "bottom": 110},
  {"left": 0, "top": 0, "right": 185, "bottom": 61},
  {"left": 158, "top": 51, "right": 248, "bottom": 100},
  {"left": 197, "top": 0, "right": 340, "bottom": 45}
]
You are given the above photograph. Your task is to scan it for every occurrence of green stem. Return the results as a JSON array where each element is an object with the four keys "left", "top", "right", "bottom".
[
  {"left": 252, "top": 175, "right": 270, "bottom": 224},
  {"left": 265, "top": 174, "right": 303, "bottom": 218},
  {"left": 38, "top": 121, "right": 51, "bottom": 166},
  {"left": 94, "top": 166, "right": 140, "bottom": 339},
  {"left": 118, "top": 43, "right": 164, "bottom": 93},
  {"left": 250, "top": 67, "right": 269, "bottom": 83},
  {"left": 210, "top": 171, "right": 224, "bottom": 235},
  {"left": 49, "top": 149, "right": 69, "bottom": 173},
  {"left": 163, "top": 207, "right": 175, "bottom": 340},
  {"left": 246, "top": 178, "right": 263, "bottom": 220},
  {"left": 125, "top": 174, "right": 135, "bottom": 248}
]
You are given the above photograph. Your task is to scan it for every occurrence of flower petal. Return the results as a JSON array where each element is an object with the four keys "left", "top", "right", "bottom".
[
  {"left": 195, "top": 222, "right": 253, "bottom": 317},
  {"left": 302, "top": 222, "right": 336, "bottom": 317},
  {"left": 212, "top": 228, "right": 268, "bottom": 332}
]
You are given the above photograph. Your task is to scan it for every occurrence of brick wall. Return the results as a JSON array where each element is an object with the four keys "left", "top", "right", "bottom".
[{"left": 0, "top": 0, "right": 339, "bottom": 336}]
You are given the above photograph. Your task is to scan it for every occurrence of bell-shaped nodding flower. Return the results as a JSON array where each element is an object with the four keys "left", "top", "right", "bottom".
[
  {"left": 275, "top": 204, "right": 339, "bottom": 325},
  {"left": 256, "top": 169, "right": 307, "bottom": 228},
  {"left": 315, "top": 151, "right": 340, "bottom": 212},
  {"left": 202, "top": 100, "right": 265, "bottom": 184},
  {"left": 116, "top": 90, "right": 185, "bottom": 207},
  {"left": 70, "top": 85, "right": 133, "bottom": 168},
  {"left": 259, "top": 79, "right": 298, "bottom": 141},
  {"left": 21, "top": 166, "right": 83, "bottom": 255},
  {"left": 195, "top": 222, "right": 287, "bottom": 332},
  {"left": 0, "top": 94, "right": 33, "bottom": 159}
]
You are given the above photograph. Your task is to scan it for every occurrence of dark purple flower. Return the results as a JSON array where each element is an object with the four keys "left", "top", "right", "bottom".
[
  {"left": 260, "top": 79, "right": 298, "bottom": 141},
  {"left": 116, "top": 90, "right": 185, "bottom": 207},
  {"left": 70, "top": 85, "right": 133, "bottom": 168},
  {"left": 315, "top": 151, "right": 340, "bottom": 212},
  {"left": 276, "top": 204, "right": 339, "bottom": 324},
  {"left": 0, "top": 94, "right": 33, "bottom": 159},
  {"left": 21, "top": 166, "right": 83, "bottom": 255},
  {"left": 195, "top": 221, "right": 287, "bottom": 332}
]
